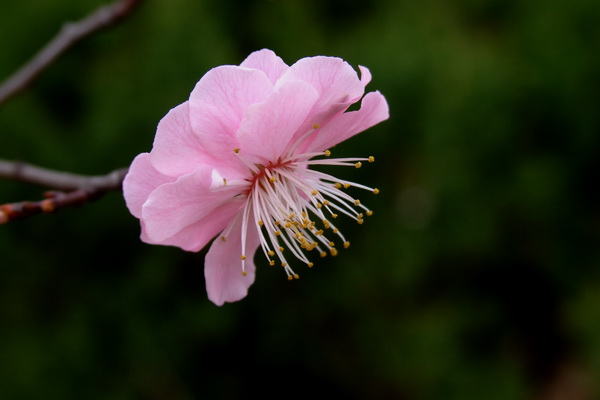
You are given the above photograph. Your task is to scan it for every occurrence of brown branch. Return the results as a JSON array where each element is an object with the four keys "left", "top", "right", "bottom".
[
  {"left": 0, "top": 159, "right": 127, "bottom": 191},
  {"left": 0, "top": 160, "right": 128, "bottom": 224},
  {"left": 0, "top": 0, "right": 144, "bottom": 106}
]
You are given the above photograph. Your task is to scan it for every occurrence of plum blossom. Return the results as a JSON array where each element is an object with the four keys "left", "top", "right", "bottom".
[{"left": 123, "top": 49, "right": 389, "bottom": 306}]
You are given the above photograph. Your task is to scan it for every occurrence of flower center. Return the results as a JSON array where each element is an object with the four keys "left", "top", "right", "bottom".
[{"left": 236, "top": 149, "right": 379, "bottom": 280}]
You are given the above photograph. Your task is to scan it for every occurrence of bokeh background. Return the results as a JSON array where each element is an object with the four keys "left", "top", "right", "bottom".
[{"left": 1, "top": 0, "right": 599, "bottom": 398}]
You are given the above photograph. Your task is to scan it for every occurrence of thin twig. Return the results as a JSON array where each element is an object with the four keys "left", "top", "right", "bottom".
[
  {"left": 0, "top": 160, "right": 128, "bottom": 223},
  {"left": 0, "top": 189, "right": 104, "bottom": 224},
  {"left": 0, "top": 0, "right": 144, "bottom": 105},
  {"left": 0, "top": 159, "right": 128, "bottom": 191}
]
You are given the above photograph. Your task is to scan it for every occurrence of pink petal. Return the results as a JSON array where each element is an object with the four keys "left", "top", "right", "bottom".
[
  {"left": 240, "top": 49, "right": 289, "bottom": 84},
  {"left": 359, "top": 65, "right": 372, "bottom": 86},
  {"left": 277, "top": 56, "right": 373, "bottom": 145},
  {"left": 141, "top": 166, "right": 241, "bottom": 242},
  {"left": 236, "top": 79, "right": 319, "bottom": 163},
  {"left": 304, "top": 91, "right": 389, "bottom": 153},
  {"left": 149, "top": 102, "right": 210, "bottom": 177},
  {"left": 188, "top": 66, "right": 273, "bottom": 160},
  {"left": 123, "top": 153, "right": 175, "bottom": 219},
  {"left": 142, "top": 201, "right": 242, "bottom": 252},
  {"left": 204, "top": 213, "right": 261, "bottom": 306},
  {"left": 278, "top": 56, "right": 366, "bottom": 113}
]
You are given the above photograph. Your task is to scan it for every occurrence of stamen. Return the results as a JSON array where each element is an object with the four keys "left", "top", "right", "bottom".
[
  {"left": 232, "top": 147, "right": 260, "bottom": 174},
  {"left": 236, "top": 145, "right": 377, "bottom": 280}
]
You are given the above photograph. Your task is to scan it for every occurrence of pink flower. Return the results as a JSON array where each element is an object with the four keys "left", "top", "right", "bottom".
[{"left": 123, "top": 49, "right": 389, "bottom": 306}]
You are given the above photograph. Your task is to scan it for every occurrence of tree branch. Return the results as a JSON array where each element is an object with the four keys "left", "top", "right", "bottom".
[
  {"left": 0, "top": 0, "right": 144, "bottom": 106},
  {"left": 0, "top": 160, "right": 128, "bottom": 223},
  {"left": 0, "top": 160, "right": 127, "bottom": 191}
]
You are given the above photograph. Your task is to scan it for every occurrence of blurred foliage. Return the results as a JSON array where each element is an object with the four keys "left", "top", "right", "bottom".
[{"left": 1, "top": 0, "right": 599, "bottom": 399}]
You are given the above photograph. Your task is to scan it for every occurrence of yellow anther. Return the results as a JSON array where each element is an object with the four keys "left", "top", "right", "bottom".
[
  {"left": 331, "top": 213, "right": 338, "bottom": 219},
  {"left": 282, "top": 262, "right": 287, "bottom": 267},
  {"left": 269, "top": 260, "right": 275, "bottom": 266},
  {"left": 269, "top": 176, "right": 277, "bottom": 183},
  {"left": 320, "top": 251, "right": 327, "bottom": 258},
  {"left": 329, "top": 241, "right": 335, "bottom": 247},
  {"left": 268, "top": 250, "right": 275, "bottom": 256},
  {"left": 344, "top": 241, "right": 350, "bottom": 249},
  {"left": 344, "top": 183, "right": 351, "bottom": 189},
  {"left": 223, "top": 178, "right": 227, "bottom": 186},
  {"left": 301, "top": 212, "right": 307, "bottom": 218},
  {"left": 366, "top": 210, "right": 373, "bottom": 216},
  {"left": 288, "top": 275, "right": 293, "bottom": 281},
  {"left": 308, "top": 262, "right": 314, "bottom": 268},
  {"left": 293, "top": 274, "right": 300, "bottom": 280},
  {"left": 354, "top": 199, "right": 361, "bottom": 206},
  {"left": 279, "top": 246, "right": 284, "bottom": 252},
  {"left": 373, "top": 188, "right": 380, "bottom": 194},
  {"left": 240, "top": 255, "right": 247, "bottom": 260},
  {"left": 368, "top": 156, "right": 375, "bottom": 162},
  {"left": 355, "top": 162, "right": 362, "bottom": 168},
  {"left": 316, "top": 203, "right": 323, "bottom": 209},
  {"left": 334, "top": 183, "right": 342, "bottom": 189},
  {"left": 285, "top": 222, "right": 291, "bottom": 228},
  {"left": 242, "top": 271, "right": 247, "bottom": 276},
  {"left": 258, "top": 220, "right": 264, "bottom": 226},
  {"left": 357, "top": 213, "right": 364, "bottom": 219},
  {"left": 357, "top": 219, "right": 364, "bottom": 225},
  {"left": 289, "top": 213, "right": 295, "bottom": 219},
  {"left": 332, "top": 228, "right": 339, "bottom": 234},
  {"left": 313, "top": 123, "right": 320, "bottom": 129},
  {"left": 323, "top": 200, "right": 329, "bottom": 206},
  {"left": 324, "top": 149, "right": 331, "bottom": 157},
  {"left": 233, "top": 147, "right": 240, "bottom": 154},
  {"left": 311, "top": 190, "right": 318, "bottom": 196},
  {"left": 330, "top": 248, "right": 338, "bottom": 256},
  {"left": 275, "top": 230, "right": 281, "bottom": 236}
]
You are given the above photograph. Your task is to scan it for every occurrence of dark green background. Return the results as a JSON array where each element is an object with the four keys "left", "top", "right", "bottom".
[{"left": 1, "top": 0, "right": 599, "bottom": 398}]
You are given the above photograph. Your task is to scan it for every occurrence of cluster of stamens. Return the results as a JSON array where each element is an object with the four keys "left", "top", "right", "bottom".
[{"left": 231, "top": 145, "right": 379, "bottom": 281}]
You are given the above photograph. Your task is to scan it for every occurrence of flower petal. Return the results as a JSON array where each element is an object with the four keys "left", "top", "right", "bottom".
[
  {"left": 149, "top": 102, "right": 210, "bottom": 177},
  {"left": 278, "top": 56, "right": 366, "bottom": 113},
  {"left": 123, "top": 153, "right": 175, "bottom": 219},
  {"left": 304, "top": 91, "right": 389, "bottom": 152},
  {"left": 236, "top": 79, "right": 319, "bottom": 163},
  {"left": 204, "top": 213, "right": 261, "bottom": 306},
  {"left": 143, "top": 201, "right": 242, "bottom": 252},
  {"left": 359, "top": 65, "right": 372, "bottom": 86},
  {"left": 240, "top": 49, "right": 289, "bottom": 84},
  {"left": 141, "top": 166, "right": 240, "bottom": 242},
  {"left": 189, "top": 66, "right": 273, "bottom": 159},
  {"left": 277, "top": 56, "right": 374, "bottom": 146}
]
